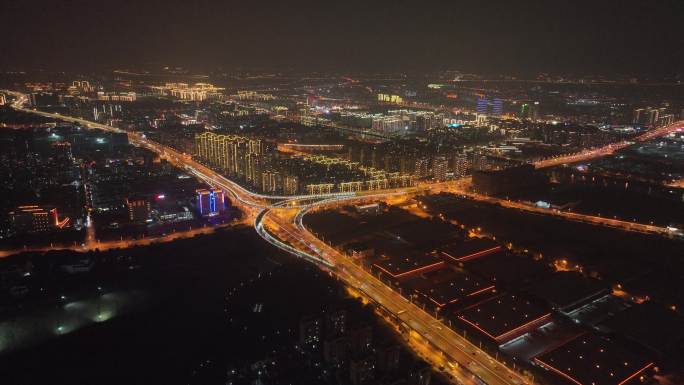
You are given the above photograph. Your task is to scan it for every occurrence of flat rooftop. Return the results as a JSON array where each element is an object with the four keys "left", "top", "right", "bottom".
[
  {"left": 500, "top": 321, "right": 585, "bottom": 362},
  {"left": 399, "top": 266, "right": 496, "bottom": 308},
  {"left": 534, "top": 333, "right": 654, "bottom": 385},
  {"left": 463, "top": 251, "right": 551, "bottom": 287},
  {"left": 372, "top": 252, "right": 444, "bottom": 280},
  {"left": 388, "top": 218, "right": 462, "bottom": 250},
  {"left": 527, "top": 272, "right": 609, "bottom": 313},
  {"left": 438, "top": 238, "right": 501, "bottom": 262},
  {"left": 356, "top": 237, "right": 410, "bottom": 258},
  {"left": 457, "top": 293, "right": 551, "bottom": 343},
  {"left": 303, "top": 206, "right": 417, "bottom": 246},
  {"left": 600, "top": 301, "right": 684, "bottom": 356},
  {"left": 620, "top": 269, "right": 684, "bottom": 312}
]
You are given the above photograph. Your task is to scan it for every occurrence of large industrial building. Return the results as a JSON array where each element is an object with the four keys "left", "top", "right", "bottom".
[
  {"left": 457, "top": 293, "right": 552, "bottom": 344},
  {"left": 534, "top": 333, "right": 653, "bottom": 385}
]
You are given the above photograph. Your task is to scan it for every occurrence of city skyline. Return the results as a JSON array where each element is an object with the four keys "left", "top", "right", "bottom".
[
  {"left": 1, "top": 0, "right": 684, "bottom": 76},
  {"left": 1, "top": 2, "right": 684, "bottom": 385}
]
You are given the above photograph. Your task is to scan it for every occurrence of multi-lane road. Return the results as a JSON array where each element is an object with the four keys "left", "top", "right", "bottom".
[
  {"left": 0, "top": 220, "right": 245, "bottom": 258},
  {"left": 270, "top": 203, "right": 531, "bottom": 385},
  {"left": 533, "top": 120, "right": 684, "bottom": 169},
  {"left": 425, "top": 179, "right": 681, "bottom": 238},
  {"left": 3, "top": 91, "right": 533, "bottom": 384},
  {"left": 3, "top": 89, "right": 682, "bottom": 384}
]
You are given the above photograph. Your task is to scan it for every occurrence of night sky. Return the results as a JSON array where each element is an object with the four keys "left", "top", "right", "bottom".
[{"left": 2, "top": 0, "right": 683, "bottom": 75}]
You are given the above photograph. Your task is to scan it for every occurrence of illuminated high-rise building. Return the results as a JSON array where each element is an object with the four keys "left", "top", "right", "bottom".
[
  {"left": 476, "top": 96, "right": 503, "bottom": 116},
  {"left": 377, "top": 94, "right": 403, "bottom": 104},
  {"left": 433, "top": 156, "right": 449, "bottom": 181},
  {"left": 195, "top": 132, "right": 268, "bottom": 183},
  {"left": 248, "top": 139, "right": 262, "bottom": 155},
  {"left": 492, "top": 98, "right": 503, "bottom": 115},
  {"left": 245, "top": 153, "right": 261, "bottom": 185},
  {"left": 415, "top": 113, "right": 435, "bottom": 132},
  {"left": 657, "top": 113, "right": 674, "bottom": 127},
  {"left": 261, "top": 170, "right": 282, "bottom": 193},
  {"left": 472, "top": 153, "right": 491, "bottom": 171},
  {"left": 520, "top": 102, "right": 540, "bottom": 121},
  {"left": 476, "top": 97, "right": 489, "bottom": 115},
  {"left": 414, "top": 157, "right": 430, "bottom": 179},
  {"left": 196, "top": 188, "right": 226, "bottom": 216},
  {"left": 234, "top": 140, "right": 248, "bottom": 178},
  {"left": 452, "top": 152, "right": 469, "bottom": 178},
  {"left": 633, "top": 107, "right": 666, "bottom": 127},
  {"left": 283, "top": 175, "right": 299, "bottom": 195},
  {"left": 72, "top": 80, "right": 93, "bottom": 92},
  {"left": 195, "top": 132, "right": 211, "bottom": 160}
]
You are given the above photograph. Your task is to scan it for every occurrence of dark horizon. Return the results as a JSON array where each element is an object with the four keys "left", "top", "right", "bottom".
[{"left": 2, "top": 0, "right": 684, "bottom": 77}]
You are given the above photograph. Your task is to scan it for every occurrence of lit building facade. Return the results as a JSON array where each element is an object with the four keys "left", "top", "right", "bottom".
[
  {"left": 414, "top": 157, "right": 430, "bottom": 179},
  {"left": 126, "top": 197, "right": 151, "bottom": 223},
  {"left": 196, "top": 188, "right": 226, "bottom": 216},
  {"left": 195, "top": 132, "right": 265, "bottom": 180},
  {"left": 283, "top": 175, "right": 299, "bottom": 195},
  {"left": 433, "top": 156, "right": 449, "bottom": 181},
  {"left": 9, "top": 205, "right": 60, "bottom": 233},
  {"left": 452, "top": 152, "right": 470, "bottom": 178}
]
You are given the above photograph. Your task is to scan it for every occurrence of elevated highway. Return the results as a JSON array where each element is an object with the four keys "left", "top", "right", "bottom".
[
  {"left": 533, "top": 121, "right": 684, "bottom": 169},
  {"left": 7, "top": 89, "right": 680, "bottom": 384}
]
